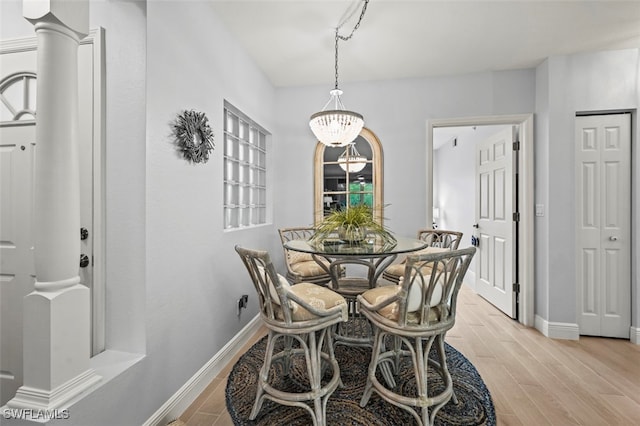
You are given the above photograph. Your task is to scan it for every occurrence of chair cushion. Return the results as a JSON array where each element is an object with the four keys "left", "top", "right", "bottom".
[
  {"left": 288, "top": 251, "right": 314, "bottom": 264},
  {"left": 258, "top": 266, "right": 290, "bottom": 305},
  {"left": 360, "top": 285, "right": 401, "bottom": 319},
  {"left": 384, "top": 263, "right": 405, "bottom": 278},
  {"left": 384, "top": 247, "right": 450, "bottom": 278},
  {"left": 361, "top": 276, "right": 444, "bottom": 323},
  {"left": 258, "top": 266, "right": 345, "bottom": 321},
  {"left": 414, "top": 246, "right": 450, "bottom": 256},
  {"left": 401, "top": 275, "right": 443, "bottom": 312},
  {"left": 286, "top": 283, "right": 347, "bottom": 321},
  {"left": 290, "top": 260, "right": 329, "bottom": 277}
]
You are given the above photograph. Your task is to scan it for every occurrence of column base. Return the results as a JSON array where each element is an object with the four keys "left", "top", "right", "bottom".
[
  {"left": 5, "top": 284, "right": 102, "bottom": 411},
  {"left": 6, "top": 369, "right": 101, "bottom": 411}
]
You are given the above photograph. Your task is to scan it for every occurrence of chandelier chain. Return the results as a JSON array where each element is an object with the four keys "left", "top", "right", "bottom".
[{"left": 334, "top": 0, "right": 370, "bottom": 90}]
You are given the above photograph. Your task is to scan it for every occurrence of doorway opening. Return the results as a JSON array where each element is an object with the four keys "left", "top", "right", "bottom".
[{"left": 427, "top": 114, "right": 534, "bottom": 326}]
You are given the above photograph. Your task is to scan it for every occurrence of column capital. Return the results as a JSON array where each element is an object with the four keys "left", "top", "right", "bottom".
[{"left": 23, "top": 0, "right": 89, "bottom": 39}]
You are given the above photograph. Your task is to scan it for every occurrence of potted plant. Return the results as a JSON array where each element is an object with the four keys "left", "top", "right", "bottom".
[{"left": 311, "top": 204, "right": 396, "bottom": 244}]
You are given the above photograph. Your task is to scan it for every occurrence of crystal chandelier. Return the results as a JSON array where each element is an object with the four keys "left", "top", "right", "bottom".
[
  {"left": 309, "top": 0, "right": 369, "bottom": 147},
  {"left": 338, "top": 143, "right": 367, "bottom": 173}
]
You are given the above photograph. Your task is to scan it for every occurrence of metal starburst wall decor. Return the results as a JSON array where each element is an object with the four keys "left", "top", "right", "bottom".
[{"left": 172, "top": 109, "right": 215, "bottom": 164}]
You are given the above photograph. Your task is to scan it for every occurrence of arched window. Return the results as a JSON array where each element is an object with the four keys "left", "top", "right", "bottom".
[
  {"left": 314, "top": 127, "right": 384, "bottom": 224},
  {"left": 0, "top": 71, "right": 37, "bottom": 122}
]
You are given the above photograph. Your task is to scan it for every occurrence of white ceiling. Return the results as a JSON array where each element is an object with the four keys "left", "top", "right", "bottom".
[{"left": 209, "top": 0, "right": 640, "bottom": 88}]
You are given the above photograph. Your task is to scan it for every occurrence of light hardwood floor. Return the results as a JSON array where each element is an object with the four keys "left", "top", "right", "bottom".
[{"left": 179, "top": 285, "right": 640, "bottom": 425}]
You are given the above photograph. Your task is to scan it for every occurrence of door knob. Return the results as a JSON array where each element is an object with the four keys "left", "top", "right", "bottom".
[
  {"left": 80, "top": 254, "right": 90, "bottom": 268},
  {"left": 609, "top": 236, "right": 618, "bottom": 241},
  {"left": 80, "top": 227, "right": 89, "bottom": 240}
]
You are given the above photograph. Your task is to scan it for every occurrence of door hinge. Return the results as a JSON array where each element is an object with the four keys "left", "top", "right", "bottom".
[
  {"left": 513, "top": 141, "right": 520, "bottom": 151},
  {"left": 513, "top": 212, "right": 520, "bottom": 222},
  {"left": 513, "top": 282, "right": 520, "bottom": 293}
]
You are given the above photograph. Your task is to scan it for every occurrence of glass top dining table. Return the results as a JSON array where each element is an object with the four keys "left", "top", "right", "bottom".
[
  {"left": 283, "top": 236, "right": 429, "bottom": 287},
  {"left": 284, "top": 236, "right": 429, "bottom": 348}
]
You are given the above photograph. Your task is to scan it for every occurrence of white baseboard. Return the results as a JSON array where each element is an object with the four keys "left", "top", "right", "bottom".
[
  {"left": 144, "top": 315, "right": 262, "bottom": 426},
  {"left": 534, "top": 315, "right": 579, "bottom": 340},
  {"left": 631, "top": 327, "right": 640, "bottom": 345}
]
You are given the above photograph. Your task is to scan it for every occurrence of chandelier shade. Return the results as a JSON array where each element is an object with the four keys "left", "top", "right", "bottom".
[
  {"left": 310, "top": 94, "right": 364, "bottom": 147},
  {"left": 309, "top": 1, "right": 369, "bottom": 147},
  {"left": 338, "top": 142, "right": 367, "bottom": 173}
]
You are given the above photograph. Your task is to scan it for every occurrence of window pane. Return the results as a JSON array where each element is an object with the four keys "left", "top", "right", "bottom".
[{"left": 223, "top": 102, "right": 270, "bottom": 229}]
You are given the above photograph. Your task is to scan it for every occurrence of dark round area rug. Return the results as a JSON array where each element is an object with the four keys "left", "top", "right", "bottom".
[{"left": 226, "top": 335, "right": 495, "bottom": 425}]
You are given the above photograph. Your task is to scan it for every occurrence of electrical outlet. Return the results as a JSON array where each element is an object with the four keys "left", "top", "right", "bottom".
[{"left": 237, "top": 294, "right": 249, "bottom": 316}]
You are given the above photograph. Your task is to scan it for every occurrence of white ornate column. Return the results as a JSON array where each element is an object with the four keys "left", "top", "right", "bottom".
[{"left": 7, "top": 0, "right": 100, "bottom": 410}]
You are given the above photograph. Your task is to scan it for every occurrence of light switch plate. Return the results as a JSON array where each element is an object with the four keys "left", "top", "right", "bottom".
[{"left": 535, "top": 204, "right": 545, "bottom": 217}]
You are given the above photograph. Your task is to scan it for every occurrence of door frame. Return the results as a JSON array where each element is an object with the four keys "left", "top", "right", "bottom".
[
  {"left": 0, "top": 28, "right": 106, "bottom": 354},
  {"left": 574, "top": 112, "right": 632, "bottom": 338},
  {"left": 427, "top": 114, "right": 534, "bottom": 326}
]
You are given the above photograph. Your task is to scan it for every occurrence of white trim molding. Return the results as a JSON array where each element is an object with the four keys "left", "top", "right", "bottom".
[
  {"left": 535, "top": 315, "right": 580, "bottom": 340},
  {"left": 144, "top": 315, "right": 262, "bottom": 426},
  {"left": 427, "top": 114, "right": 535, "bottom": 327},
  {"left": 631, "top": 327, "right": 640, "bottom": 345}
]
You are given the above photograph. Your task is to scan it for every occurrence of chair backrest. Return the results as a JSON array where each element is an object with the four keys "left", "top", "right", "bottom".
[
  {"left": 417, "top": 229, "right": 463, "bottom": 250},
  {"left": 397, "top": 246, "right": 475, "bottom": 328},
  {"left": 235, "top": 245, "right": 295, "bottom": 324},
  {"left": 278, "top": 226, "right": 316, "bottom": 244},
  {"left": 278, "top": 227, "right": 316, "bottom": 264}
]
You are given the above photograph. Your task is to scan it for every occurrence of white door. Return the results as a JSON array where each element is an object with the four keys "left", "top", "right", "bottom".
[
  {"left": 475, "top": 127, "right": 516, "bottom": 318},
  {"left": 0, "top": 49, "right": 37, "bottom": 406},
  {"left": 575, "top": 114, "right": 630, "bottom": 338},
  {"left": 0, "top": 43, "right": 97, "bottom": 405},
  {"left": 0, "top": 124, "right": 36, "bottom": 406}
]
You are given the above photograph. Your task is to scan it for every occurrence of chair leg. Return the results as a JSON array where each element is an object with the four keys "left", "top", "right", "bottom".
[
  {"left": 324, "top": 325, "right": 344, "bottom": 388},
  {"left": 250, "top": 327, "right": 340, "bottom": 425},
  {"left": 426, "top": 334, "right": 454, "bottom": 425},
  {"left": 282, "top": 335, "right": 294, "bottom": 375},
  {"left": 436, "top": 334, "right": 458, "bottom": 405},
  {"left": 250, "top": 330, "right": 277, "bottom": 420},
  {"left": 414, "top": 336, "right": 429, "bottom": 426},
  {"left": 451, "top": 390, "right": 459, "bottom": 405},
  {"left": 305, "top": 331, "right": 319, "bottom": 426},
  {"left": 360, "top": 328, "right": 384, "bottom": 407},
  {"left": 307, "top": 329, "right": 327, "bottom": 426}
]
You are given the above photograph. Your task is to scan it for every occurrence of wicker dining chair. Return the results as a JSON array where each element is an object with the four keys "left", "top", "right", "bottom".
[
  {"left": 278, "top": 227, "right": 333, "bottom": 285},
  {"left": 235, "top": 245, "right": 348, "bottom": 426},
  {"left": 358, "top": 247, "right": 476, "bottom": 426},
  {"left": 382, "top": 229, "right": 463, "bottom": 284}
]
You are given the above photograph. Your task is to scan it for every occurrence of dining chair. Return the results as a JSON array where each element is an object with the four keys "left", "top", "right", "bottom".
[
  {"left": 327, "top": 258, "right": 377, "bottom": 347},
  {"left": 278, "top": 227, "right": 333, "bottom": 285},
  {"left": 357, "top": 246, "right": 476, "bottom": 426},
  {"left": 235, "top": 245, "right": 348, "bottom": 426},
  {"left": 382, "top": 229, "right": 463, "bottom": 284}
]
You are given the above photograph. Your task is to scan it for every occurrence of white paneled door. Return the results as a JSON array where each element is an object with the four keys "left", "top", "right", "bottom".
[
  {"left": 575, "top": 114, "right": 631, "bottom": 338},
  {"left": 0, "top": 49, "right": 38, "bottom": 407},
  {"left": 0, "top": 124, "right": 35, "bottom": 406},
  {"left": 475, "top": 127, "right": 516, "bottom": 318}
]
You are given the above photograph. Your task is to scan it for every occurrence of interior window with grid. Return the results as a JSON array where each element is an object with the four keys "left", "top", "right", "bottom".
[{"left": 223, "top": 102, "right": 268, "bottom": 229}]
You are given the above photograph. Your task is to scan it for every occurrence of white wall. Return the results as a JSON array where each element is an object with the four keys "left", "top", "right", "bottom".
[
  {"left": 535, "top": 49, "right": 640, "bottom": 328},
  {"left": 2, "top": 1, "right": 280, "bottom": 425},
  {"left": 143, "top": 3, "right": 280, "bottom": 423},
  {"left": 275, "top": 70, "right": 536, "bottom": 238},
  {"left": 534, "top": 59, "right": 550, "bottom": 321}
]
